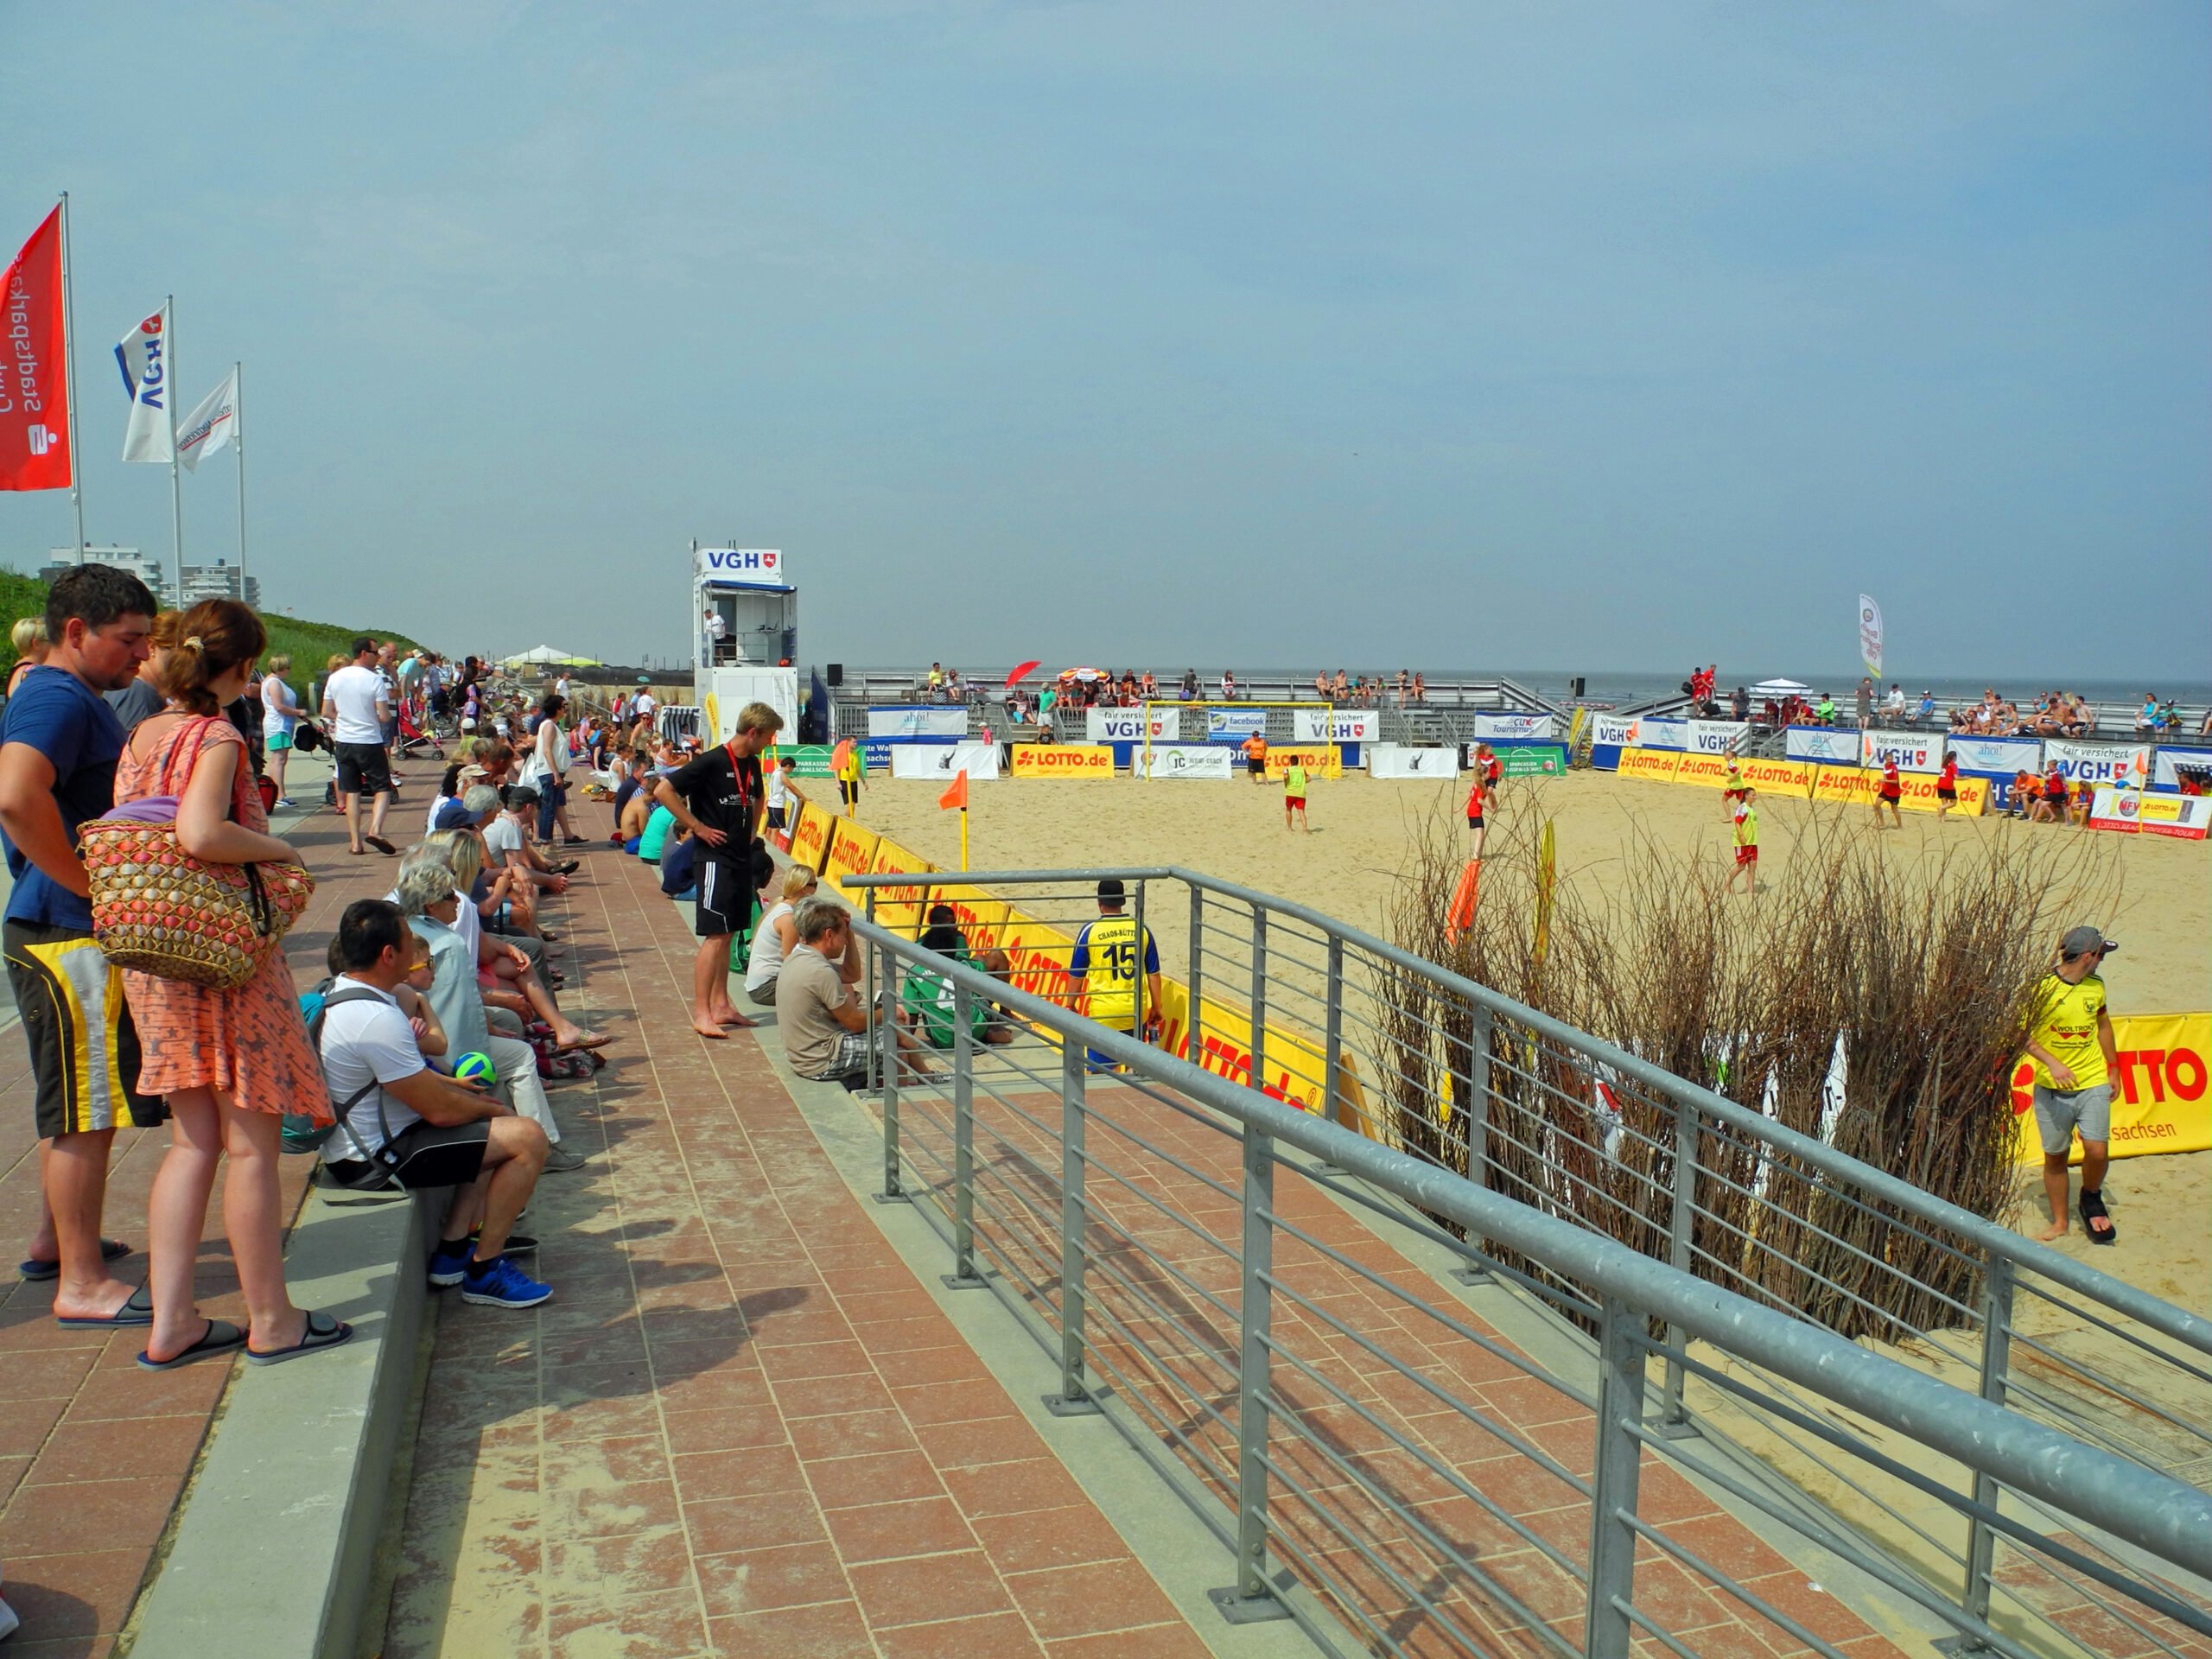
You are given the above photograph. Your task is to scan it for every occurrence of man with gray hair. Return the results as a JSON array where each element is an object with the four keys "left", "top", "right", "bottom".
[
  {"left": 394, "top": 857, "right": 587, "bottom": 1173},
  {"left": 779, "top": 898, "right": 933, "bottom": 1086}
]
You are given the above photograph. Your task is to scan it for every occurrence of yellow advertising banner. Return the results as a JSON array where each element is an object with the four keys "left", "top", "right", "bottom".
[
  {"left": 1893, "top": 772, "right": 1988, "bottom": 816},
  {"left": 787, "top": 799, "right": 833, "bottom": 876},
  {"left": 861, "top": 836, "right": 937, "bottom": 935},
  {"left": 1009, "top": 744, "right": 1115, "bottom": 779},
  {"left": 1263, "top": 747, "right": 1344, "bottom": 781},
  {"left": 1810, "top": 764, "right": 1876, "bottom": 806},
  {"left": 1617, "top": 747, "right": 1681, "bottom": 784},
  {"left": 1742, "top": 756, "right": 1815, "bottom": 798},
  {"left": 822, "top": 820, "right": 880, "bottom": 893},
  {"left": 1673, "top": 753, "right": 1737, "bottom": 790},
  {"left": 2011, "top": 1012, "right": 2211, "bottom": 1163}
]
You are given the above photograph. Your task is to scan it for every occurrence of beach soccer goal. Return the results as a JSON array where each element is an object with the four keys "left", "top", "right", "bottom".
[{"left": 1138, "top": 700, "right": 1337, "bottom": 779}]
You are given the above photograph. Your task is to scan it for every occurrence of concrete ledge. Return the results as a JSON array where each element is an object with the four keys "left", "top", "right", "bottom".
[{"left": 127, "top": 1183, "right": 431, "bottom": 1659}]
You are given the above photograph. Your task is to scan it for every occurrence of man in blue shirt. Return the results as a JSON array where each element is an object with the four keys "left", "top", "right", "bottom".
[{"left": 0, "top": 565, "right": 165, "bottom": 1326}]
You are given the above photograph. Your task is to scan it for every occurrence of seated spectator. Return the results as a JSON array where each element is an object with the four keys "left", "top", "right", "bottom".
[
  {"left": 746, "top": 865, "right": 820, "bottom": 1004},
  {"left": 781, "top": 898, "right": 933, "bottom": 1086},
  {"left": 396, "top": 856, "right": 587, "bottom": 1172},
  {"left": 610, "top": 752, "right": 653, "bottom": 850},
  {"left": 2009, "top": 769, "right": 2037, "bottom": 818},
  {"left": 637, "top": 798, "right": 678, "bottom": 863},
  {"left": 659, "top": 823, "right": 696, "bottom": 901},
  {"left": 314, "top": 900, "right": 554, "bottom": 1308},
  {"left": 430, "top": 826, "right": 607, "bottom": 1052},
  {"left": 901, "top": 909, "right": 1016, "bottom": 1048},
  {"left": 486, "top": 785, "right": 577, "bottom": 899}
]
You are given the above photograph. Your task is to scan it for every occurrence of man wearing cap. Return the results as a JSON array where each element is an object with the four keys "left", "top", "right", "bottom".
[
  {"left": 1066, "top": 880, "right": 1162, "bottom": 1072},
  {"left": 2024, "top": 927, "right": 2120, "bottom": 1244}
]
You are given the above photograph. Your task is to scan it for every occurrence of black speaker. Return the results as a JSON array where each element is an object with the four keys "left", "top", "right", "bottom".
[
  {"left": 826, "top": 663, "right": 844, "bottom": 688},
  {"left": 1570, "top": 676, "right": 1586, "bottom": 700}
]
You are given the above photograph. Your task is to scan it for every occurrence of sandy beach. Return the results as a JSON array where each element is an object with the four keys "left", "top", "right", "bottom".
[{"left": 836, "top": 766, "right": 2210, "bottom": 1316}]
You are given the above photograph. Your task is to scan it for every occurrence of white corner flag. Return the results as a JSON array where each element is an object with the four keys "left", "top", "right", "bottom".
[
  {"left": 116, "top": 303, "right": 175, "bottom": 462},
  {"left": 1858, "top": 594, "right": 1884, "bottom": 679},
  {"left": 176, "top": 367, "right": 238, "bottom": 472}
]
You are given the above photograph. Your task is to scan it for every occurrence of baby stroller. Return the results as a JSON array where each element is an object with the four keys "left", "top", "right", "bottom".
[{"left": 396, "top": 695, "right": 446, "bottom": 761}]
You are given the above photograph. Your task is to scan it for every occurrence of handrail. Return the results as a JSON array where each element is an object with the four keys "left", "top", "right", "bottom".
[
  {"left": 849, "top": 912, "right": 2212, "bottom": 1585},
  {"left": 840, "top": 863, "right": 2210, "bottom": 1360}
]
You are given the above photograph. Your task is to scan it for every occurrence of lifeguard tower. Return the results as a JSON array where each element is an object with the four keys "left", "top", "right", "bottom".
[{"left": 692, "top": 543, "right": 799, "bottom": 741}]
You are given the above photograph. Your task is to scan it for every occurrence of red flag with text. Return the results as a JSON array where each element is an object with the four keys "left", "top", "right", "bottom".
[{"left": 0, "top": 207, "right": 72, "bottom": 492}]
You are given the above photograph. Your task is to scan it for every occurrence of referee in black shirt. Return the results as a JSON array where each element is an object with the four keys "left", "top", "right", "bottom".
[{"left": 654, "top": 701, "right": 785, "bottom": 1038}]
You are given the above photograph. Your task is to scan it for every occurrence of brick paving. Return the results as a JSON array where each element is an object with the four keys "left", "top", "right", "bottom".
[
  {"left": 0, "top": 763, "right": 407, "bottom": 1656},
  {"left": 383, "top": 836, "right": 1211, "bottom": 1658}
]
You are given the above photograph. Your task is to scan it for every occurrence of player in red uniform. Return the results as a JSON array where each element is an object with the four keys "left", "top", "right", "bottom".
[
  {"left": 1935, "top": 750, "right": 1960, "bottom": 822},
  {"left": 1465, "top": 770, "right": 1489, "bottom": 861},
  {"left": 1874, "top": 755, "right": 1904, "bottom": 828}
]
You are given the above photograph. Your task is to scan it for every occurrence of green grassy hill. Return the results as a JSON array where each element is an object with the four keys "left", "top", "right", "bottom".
[{"left": 0, "top": 569, "right": 425, "bottom": 679}]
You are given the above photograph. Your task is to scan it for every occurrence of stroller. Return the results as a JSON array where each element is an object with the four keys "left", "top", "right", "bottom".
[{"left": 396, "top": 694, "right": 446, "bottom": 761}]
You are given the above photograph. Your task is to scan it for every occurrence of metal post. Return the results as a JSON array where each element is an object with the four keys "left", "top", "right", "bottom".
[
  {"left": 232, "top": 361, "right": 246, "bottom": 588},
  {"left": 864, "top": 888, "right": 880, "bottom": 1096},
  {"left": 1045, "top": 1037, "right": 1098, "bottom": 1414},
  {"left": 1186, "top": 883, "right": 1205, "bottom": 1066},
  {"left": 875, "top": 923, "right": 906, "bottom": 1204},
  {"left": 944, "top": 983, "right": 984, "bottom": 1287},
  {"left": 1210, "top": 1116, "right": 1289, "bottom": 1624},
  {"left": 1249, "top": 906, "right": 1268, "bottom": 1095},
  {"left": 1322, "top": 936, "right": 1344, "bottom": 1130},
  {"left": 1132, "top": 878, "right": 1147, "bottom": 1046},
  {"left": 1585, "top": 1295, "right": 1647, "bottom": 1659},
  {"left": 1452, "top": 1006, "right": 1496, "bottom": 1285},
  {"left": 1952, "top": 1253, "right": 2015, "bottom": 1644},
  {"left": 1657, "top": 1096, "right": 1700, "bottom": 1437},
  {"left": 57, "top": 194, "right": 86, "bottom": 558}
]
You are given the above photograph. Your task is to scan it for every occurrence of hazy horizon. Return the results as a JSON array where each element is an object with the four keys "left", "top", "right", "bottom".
[{"left": 6, "top": 5, "right": 2207, "bottom": 677}]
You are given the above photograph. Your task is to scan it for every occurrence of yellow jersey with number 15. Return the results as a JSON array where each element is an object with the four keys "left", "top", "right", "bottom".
[{"left": 1069, "top": 914, "right": 1159, "bottom": 1027}]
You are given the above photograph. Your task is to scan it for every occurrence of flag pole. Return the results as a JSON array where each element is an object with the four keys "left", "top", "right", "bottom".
[
  {"left": 960, "top": 804, "right": 969, "bottom": 871},
  {"left": 165, "top": 295, "right": 182, "bottom": 604},
  {"left": 232, "top": 361, "right": 246, "bottom": 597},
  {"left": 56, "top": 193, "right": 86, "bottom": 557}
]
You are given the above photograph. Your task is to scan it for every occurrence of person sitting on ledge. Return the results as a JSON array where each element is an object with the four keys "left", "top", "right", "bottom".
[{"left": 782, "top": 898, "right": 934, "bottom": 1087}]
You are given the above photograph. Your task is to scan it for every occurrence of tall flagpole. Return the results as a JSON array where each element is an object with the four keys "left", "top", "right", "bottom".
[
  {"left": 56, "top": 193, "right": 86, "bottom": 558},
  {"left": 232, "top": 361, "right": 246, "bottom": 600},
  {"left": 165, "top": 295, "right": 181, "bottom": 605}
]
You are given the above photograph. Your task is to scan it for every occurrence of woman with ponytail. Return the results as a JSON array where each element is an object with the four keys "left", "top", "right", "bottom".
[{"left": 115, "top": 599, "right": 351, "bottom": 1369}]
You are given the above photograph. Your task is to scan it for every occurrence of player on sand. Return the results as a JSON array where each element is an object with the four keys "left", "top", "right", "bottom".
[
  {"left": 1721, "top": 757, "right": 1747, "bottom": 823},
  {"left": 1874, "top": 756, "right": 1904, "bottom": 828},
  {"left": 2024, "top": 927, "right": 2120, "bottom": 1244},
  {"left": 1465, "top": 769, "right": 1489, "bottom": 861},
  {"left": 1282, "top": 758, "right": 1309, "bottom": 831},
  {"left": 1727, "top": 788, "right": 1759, "bottom": 894},
  {"left": 1935, "top": 749, "right": 1960, "bottom": 822}
]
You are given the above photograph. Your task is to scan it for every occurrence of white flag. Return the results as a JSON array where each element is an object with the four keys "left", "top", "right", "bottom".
[
  {"left": 116, "top": 303, "right": 175, "bottom": 463},
  {"left": 176, "top": 367, "right": 238, "bottom": 472},
  {"left": 1858, "top": 593, "right": 1884, "bottom": 678}
]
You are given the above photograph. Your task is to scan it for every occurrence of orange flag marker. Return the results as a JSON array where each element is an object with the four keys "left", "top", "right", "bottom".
[
  {"left": 1446, "top": 858, "right": 1481, "bottom": 942},
  {"left": 938, "top": 768, "right": 970, "bottom": 869}
]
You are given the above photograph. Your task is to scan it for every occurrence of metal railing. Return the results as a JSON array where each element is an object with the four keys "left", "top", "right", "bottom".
[{"left": 844, "top": 868, "right": 2212, "bottom": 1659}]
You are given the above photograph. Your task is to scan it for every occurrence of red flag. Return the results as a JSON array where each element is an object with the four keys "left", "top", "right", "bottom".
[
  {"left": 938, "top": 770, "right": 969, "bottom": 810},
  {"left": 0, "top": 207, "right": 72, "bottom": 493},
  {"left": 1446, "top": 858, "right": 1481, "bottom": 941}
]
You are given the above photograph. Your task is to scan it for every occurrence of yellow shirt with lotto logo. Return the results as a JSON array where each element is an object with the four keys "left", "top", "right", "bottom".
[
  {"left": 2028, "top": 972, "right": 2108, "bottom": 1090},
  {"left": 1070, "top": 914, "right": 1158, "bottom": 1027}
]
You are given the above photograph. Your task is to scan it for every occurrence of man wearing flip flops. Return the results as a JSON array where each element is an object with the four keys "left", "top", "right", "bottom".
[{"left": 2025, "top": 925, "right": 2121, "bottom": 1246}]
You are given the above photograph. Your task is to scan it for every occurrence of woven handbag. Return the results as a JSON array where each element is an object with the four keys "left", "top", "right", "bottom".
[{"left": 79, "top": 716, "right": 315, "bottom": 989}]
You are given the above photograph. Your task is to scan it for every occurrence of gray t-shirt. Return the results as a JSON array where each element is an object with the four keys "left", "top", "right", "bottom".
[
  {"left": 779, "top": 944, "right": 853, "bottom": 1077},
  {"left": 482, "top": 815, "right": 525, "bottom": 863},
  {"left": 104, "top": 678, "right": 163, "bottom": 733}
]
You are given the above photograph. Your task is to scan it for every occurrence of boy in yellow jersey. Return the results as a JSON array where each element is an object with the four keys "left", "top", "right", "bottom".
[
  {"left": 1066, "top": 879, "right": 1162, "bottom": 1071},
  {"left": 1726, "top": 788, "right": 1758, "bottom": 894},
  {"left": 1282, "top": 758, "right": 1309, "bottom": 831},
  {"left": 2024, "top": 926, "right": 2120, "bottom": 1243},
  {"left": 836, "top": 741, "right": 866, "bottom": 815}
]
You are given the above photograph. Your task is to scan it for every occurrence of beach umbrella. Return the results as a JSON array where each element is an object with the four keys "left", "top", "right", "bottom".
[
  {"left": 1748, "top": 678, "right": 1811, "bottom": 700},
  {"left": 1006, "top": 660, "right": 1042, "bottom": 688}
]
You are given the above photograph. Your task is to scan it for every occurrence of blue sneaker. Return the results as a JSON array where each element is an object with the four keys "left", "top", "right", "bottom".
[
  {"left": 461, "top": 1255, "right": 553, "bottom": 1309},
  {"left": 427, "top": 1240, "right": 474, "bottom": 1288}
]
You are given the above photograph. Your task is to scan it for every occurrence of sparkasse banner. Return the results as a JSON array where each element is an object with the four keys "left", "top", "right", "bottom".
[{"left": 1, "top": 207, "right": 72, "bottom": 493}]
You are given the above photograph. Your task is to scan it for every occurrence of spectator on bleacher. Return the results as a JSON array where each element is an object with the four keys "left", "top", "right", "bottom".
[
  {"left": 747, "top": 865, "right": 818, "bottom": 1005},
  {"left": 611, "top": 752, "right": 654, "bottom": 850},
  {"left": 1179, "top": 669, "right": 1198, "bottom": 701},
  {"left": 783, "top": 898, "right": 933, "bottom": 1085},
  {"left": 1411, "top": 671, "right": 1426, "bottom": 702},
  {"left": 316, "top": 899, "right": 553, "bottom": 1308},
  {"left": 431, "top": 822, "right": 602, "bottom": 1051},
  {"left": 1221, "top": 670, "right": 1237, "bottom": 701},
  {"left": 1815, "top": 692, "right": 1837, "bottom": 726}
]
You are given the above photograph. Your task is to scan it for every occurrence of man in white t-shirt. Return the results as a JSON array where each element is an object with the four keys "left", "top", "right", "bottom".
[
  {"left": 632, "top": 678, "right": 658, "bottom": 730},
  {"left": 316, "top": 899, "right": 553, "bottom": 1307},
  {"left": 322, "top": 638, "right": 398, "bottom": 855}
]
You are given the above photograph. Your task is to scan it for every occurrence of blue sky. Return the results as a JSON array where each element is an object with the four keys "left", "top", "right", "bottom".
[{"left": 5, "top": 3, "right": 2207, "bottom": 678}]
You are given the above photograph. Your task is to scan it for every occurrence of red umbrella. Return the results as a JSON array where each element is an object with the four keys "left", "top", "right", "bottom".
[{"left": 1006, "top": 660, "right": 1042, "bottom": 688}]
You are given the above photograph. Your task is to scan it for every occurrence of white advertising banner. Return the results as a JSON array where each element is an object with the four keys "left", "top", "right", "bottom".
[
  {"left": 1685, "top": 720, "right": 1751, "bottom": 755},
  {"left": 1086, "top": 707, "right": 1182, "bottom": 743},
  {"left": 1135, "top": 745, "right": 1235, "bottom": 779},
  {"left": 115, "top": 303, "right": 175, "bottom": 463},
  {"left": 1946, "top": 735, "right": 2043, "bottom": 775},
  {"left": 2088, "top": 787, "right": 2212, "bottom": 839},
  {"left": 1368, "top": 745, "right": 1461, "bottom": 780},
  {"left": 1861, "top": 730, "right": 1942, "bottom": 772},
  {"left": 2152, "top": 747, "right": 2212, "bottom": 790},
  {"left": 2044, "top": 740, "right": 2150, "bottom": 788},
  {"left": 1292, "top": 709, "right": 1378, "bottom": 744},
  {"left": 1206, "top": 709, "right": 1268, "bottom": 741},
  {"left": 698, "top": 547, "right": 791, "bottom": 588},
  {"left": 1785, "top": 727, "right": 1864, "bottom": 765},
  {"left": 868, "top": 705, "right": 969, "bottom": 739},
  {"left": 1469, "top": 711, "right": 1559, "bottom": 741},
  {"left": 1590, "top": 715, "right": 1642, "bottom": 748},
  {"left": 1637, "top": 719, "right": 1689, "bottom": 752},
  {"left": 889, "top": 741, "right": 1000, "bottom": 781}
]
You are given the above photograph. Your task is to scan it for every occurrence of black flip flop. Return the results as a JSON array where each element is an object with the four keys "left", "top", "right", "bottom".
[
  {"left": 138, "top": 1318, "right": 246, "bottom": 1371},
  {"left": 2079, "top": 1189, "right": 2118, "bottom": 1245},
  {"left": 56, "top": 1284, "right": 155, "bottom": 1328},
  {"left": 18, "top": 1237, "right": 131, "bottom": 1282},
  {"left": 247, "top": 1309, "right": 354, "bottom": 1366},
  {"left": 365, "top": 836, "right": 398, "bottom": 856}
]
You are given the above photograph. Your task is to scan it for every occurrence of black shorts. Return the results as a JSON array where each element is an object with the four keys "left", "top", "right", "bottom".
[
  {"left": 1880, "top": 788, "right": 1901, "bottom": 802},
  {"left": 1467, "top": 813, "right": 1484, "bottom": 830},
  {"left": 329, "top": 1119, "right": 488, "bottom": 1190},
  {"left": 1247, "top": 756, "right": 1265, "bottom": 775},
  {"left": 696, "top": 858, "right": 757, "bottom": 939},
  {"left": 4, "top": 920, "right": 166, "bottom": 1137},
  {"left": 334, "top": 741, "right": 393, "bottom": 797},
  {"left": 766, "top": 805, "right": 786, "bottom": 830},
  {"left": 840, "top": 779, "right": 861, "bottom": 805},
  {"left": 1936, "top": 786, "right": 1957, "bottom": 801}
]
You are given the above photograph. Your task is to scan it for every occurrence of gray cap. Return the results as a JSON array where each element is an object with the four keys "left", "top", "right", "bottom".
[{"left": 2060, "top": 926, "right": 2116, "bottom": 959}]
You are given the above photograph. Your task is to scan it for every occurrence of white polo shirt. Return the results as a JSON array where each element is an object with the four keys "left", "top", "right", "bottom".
[{"left": 317, "top": 978, "right": 428, "bottom": 1161}]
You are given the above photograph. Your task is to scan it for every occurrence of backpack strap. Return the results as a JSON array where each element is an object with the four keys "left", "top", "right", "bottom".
[{"left": 309, "top": 986, "right": 409, "bottom": 1181}]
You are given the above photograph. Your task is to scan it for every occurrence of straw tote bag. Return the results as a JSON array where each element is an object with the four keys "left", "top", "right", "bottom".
[{"left": 79, "top": 716, "right": 315, "bottom": 989}]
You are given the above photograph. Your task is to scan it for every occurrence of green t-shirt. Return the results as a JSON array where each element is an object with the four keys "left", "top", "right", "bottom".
[{"left": 900, "top": 946, "right": 990, "bottom": 1049}]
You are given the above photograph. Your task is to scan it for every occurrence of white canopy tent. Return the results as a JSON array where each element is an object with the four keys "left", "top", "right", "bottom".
[
  {"left": 1747, "top": 678, "right": 1814, "bottom": 700},
  {"left": 502, "top": 645, "right": 601, "bottom": 668}
]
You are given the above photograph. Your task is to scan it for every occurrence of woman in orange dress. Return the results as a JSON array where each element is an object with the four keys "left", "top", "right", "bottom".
[{"left": 116, "top": 599, "right": 352, "bottom": 1370}]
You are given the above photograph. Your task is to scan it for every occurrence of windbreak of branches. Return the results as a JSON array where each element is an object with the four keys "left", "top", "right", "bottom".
[{"left": 1372, "top": 791, "right": 2118, "bottom": 1342}]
